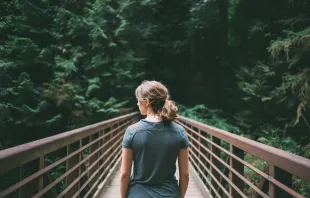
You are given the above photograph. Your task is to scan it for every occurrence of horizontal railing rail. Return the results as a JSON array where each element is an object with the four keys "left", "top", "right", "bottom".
[
  {"left": 2, "top": 112, "right": 309, "bottom": 198},
  {"left": 0, "top": 112, "right": 139, "bottom": 198},
  {"left": 177, "top": 115, "right": 310, "bottom": 198}
]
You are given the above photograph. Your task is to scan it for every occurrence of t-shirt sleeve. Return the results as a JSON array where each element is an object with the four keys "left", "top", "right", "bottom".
[
  {"left": 122, "top": 127, "right": 134, "bottom": 148},
  {"left": 180, "top": 127, "right": 190, "bottom": 149}
]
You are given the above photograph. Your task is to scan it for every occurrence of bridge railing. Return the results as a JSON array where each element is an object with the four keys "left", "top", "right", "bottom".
[
  {"left": 177, "top": 116, "right": 310, "bottom": 198},
  {"left": 0, "top": 112, "right": 138, "bottom": 198}
]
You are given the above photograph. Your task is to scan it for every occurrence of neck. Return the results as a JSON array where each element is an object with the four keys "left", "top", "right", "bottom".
[{"left": 146, "top": 110, "right": 162, "bottom": 122}]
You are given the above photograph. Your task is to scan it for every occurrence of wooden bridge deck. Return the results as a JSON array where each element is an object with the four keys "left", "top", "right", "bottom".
[{"left": 100, "top": 162, "right": 211, "bottom": 198}]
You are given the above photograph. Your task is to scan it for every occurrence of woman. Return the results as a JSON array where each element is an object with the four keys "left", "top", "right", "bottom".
[{"left": 120, "top": 80, "right": 190, "bottom": 198}]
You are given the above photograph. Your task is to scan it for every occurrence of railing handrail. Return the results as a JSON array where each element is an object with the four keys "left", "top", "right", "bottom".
[
  {"left": 0, "top": 112, "right": 139, "bottom": 175},
  {"left": 178, "top": 115, "right": 310, "bottom": 182},
  {"left": 1, "top": 112, "right": 309, "bottom": 198}
]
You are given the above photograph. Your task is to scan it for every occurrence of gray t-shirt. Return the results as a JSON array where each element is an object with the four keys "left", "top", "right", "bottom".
[{"left": 122, "top": 119, "right": 190, "bottom": 198}]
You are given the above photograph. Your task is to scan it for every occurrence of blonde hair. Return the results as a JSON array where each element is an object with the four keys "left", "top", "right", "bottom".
[{"left": 135, "top": 80, "right": 178, "bottom": 123}]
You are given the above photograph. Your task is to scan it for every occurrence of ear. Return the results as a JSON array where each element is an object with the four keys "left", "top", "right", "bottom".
[{"left": 145, "top": 98, "right": 151, "bottom": 107}]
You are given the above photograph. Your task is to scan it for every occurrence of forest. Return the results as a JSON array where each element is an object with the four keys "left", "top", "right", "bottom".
[{"left": 1, "top": 0, "right": 310, "bottom": 196}]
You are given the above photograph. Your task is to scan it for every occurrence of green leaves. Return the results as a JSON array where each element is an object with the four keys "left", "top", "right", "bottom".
[
  {"left": 0, "top": 61, "right": 15, "bottom": 71},
  {"left": 86, "top": 84, "right": 100, "bottom": 97},
  {"left": 237, "top": 62, "right": 276, "bottom": 101},
  {"left": 90, "top": 26, "right": 108, "bottom": 40},
  {"left": 97, "top": 97, "right": 129, "bottom": 114},
  {"left": 269, "top": 28, "right": 310, "bottom": 60},
  {"left": 115, "top": 20, "right": 129, "bottom": 37},
  {"left": 46, "top": 114, "right": 63, "bottom": 124},
  {"left": 179, "top": 104, "right": 241, "bottom": 134}
]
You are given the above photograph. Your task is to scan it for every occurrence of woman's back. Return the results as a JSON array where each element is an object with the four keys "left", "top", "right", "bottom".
[
  {"left": 120, "top": 80, "right": 189, "bottom": 198},
  {"left": 122, "top": 119, "right": 189, "bottom": 197}
]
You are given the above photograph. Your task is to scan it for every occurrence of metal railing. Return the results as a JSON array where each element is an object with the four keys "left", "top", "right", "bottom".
[
  {"left": 2, "top": 112, "right": 310, "bottom": 198},
  {"left": 0, "top": 112, "right": 139, "bottom": 198},
  {"left": 177, "top": 116, "right": 310, "bottom": 198}
]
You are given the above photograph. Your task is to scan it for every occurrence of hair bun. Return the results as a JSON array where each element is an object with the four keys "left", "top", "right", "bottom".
[{"left": 160, "top": 99, "right": 178, "bottom": 123}]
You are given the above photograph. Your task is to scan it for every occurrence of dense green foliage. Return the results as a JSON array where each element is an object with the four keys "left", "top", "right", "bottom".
[
  {"left": 0, "top": 0, "right": 148, "bottom": 148},
  {"left": 2, "top": 0, "right": 309, "bottom": 152},
  {"left": 1, "top": 0, "right": 309, "bottom": 165},
  {"left": 179, "top": 104, "right": 241, "bottom": 134},
  {"left": 229, "top": 0, "right": 310, "bottom": 155}
]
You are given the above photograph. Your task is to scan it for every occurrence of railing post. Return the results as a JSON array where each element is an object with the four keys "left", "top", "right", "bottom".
[
  {"left": 88, "top": 133, "right": 99, "bottom": 196},
  {"left": 98, "top": 130, "right": 104, "bottom": 167},
  {"left": 38, "top": 156, "right": 44, "bottom": 191},
  {"left": 229, "top": 145, "right": 244, "bottom": 198},
  {"left": 202, "top": 133, "right": 210, "bottom": 187},
  {"left": 103, "top": 126, "right": 111, "bottom": 171},
  {"left": 109, "top": 124, "right": 116, "bottom": 169},
  {"left": 189, "top": 125, "right": 198, "bottom": 171},
  {"left": 79, "top": 139, "right": 82, "bottom": 190},
  {"left": 66, "top": 141, "right": 80, "bottom": 198},
  {"left": 198, "top": 129, "right": 202, "bottom": 178},
  {"left": 210, "top": 135, "right": 221, "bottom": 196},
  {"left": 187, "top": 123, "right": 192, "bottom": 139},
  {"left": 269, "top": 164, "right": 275, "bottom": 198},
  {"left": 268, "top": 164, "right": 292, "bottom": 198}
]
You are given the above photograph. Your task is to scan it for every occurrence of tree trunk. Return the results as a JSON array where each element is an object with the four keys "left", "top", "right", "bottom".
[
  {"left": 216, "top": 0, "right": 229, "bottom": 105},
  {"left": 218, "top": 0, "right": 228, "bottom": 58},
  {"left": 189, "top": 32, "right": 196, "bottom": 104}
]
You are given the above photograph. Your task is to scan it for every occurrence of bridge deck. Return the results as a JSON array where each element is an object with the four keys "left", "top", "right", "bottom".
[{"left": 100, "top": 163, "right": 210, "bottom": 198}]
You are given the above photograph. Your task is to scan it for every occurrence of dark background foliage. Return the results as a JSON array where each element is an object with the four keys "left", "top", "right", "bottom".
[{"left": 1, "top": 0, "right": 310, "bottom": 163}]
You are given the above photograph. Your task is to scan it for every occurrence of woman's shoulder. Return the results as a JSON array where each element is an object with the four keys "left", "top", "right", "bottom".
[
  {"left": 170, "top": 121, "right": 186, "bottom": 132},
  {"left": 126, "top": 120, "right": 147, "bottom": 131}
]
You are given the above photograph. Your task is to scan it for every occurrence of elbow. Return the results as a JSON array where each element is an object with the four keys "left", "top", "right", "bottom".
[
  {"left": 120, "top": 172, "right": 130, "bottom": 180},
  {"left": 180, "top": 172, "right": 189, "bottom": 180}
]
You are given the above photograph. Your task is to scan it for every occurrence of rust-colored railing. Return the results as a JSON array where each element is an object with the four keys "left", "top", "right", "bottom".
[
  {"left": 2, "top": 112, "right": 310, "bottom": 198},
  {"left": 177, "top": 116, "right": 310, "bottom": 198},
  {"left": 0, "top": 112, "right": 139, "bottom": 198}
]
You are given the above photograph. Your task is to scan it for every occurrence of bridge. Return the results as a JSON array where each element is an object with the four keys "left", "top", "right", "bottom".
[{"left": 0, "top": 111, "right": 310, "bottom": 198}]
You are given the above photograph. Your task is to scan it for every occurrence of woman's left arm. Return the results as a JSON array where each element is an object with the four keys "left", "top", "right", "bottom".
[{"left": 120, "top": 148, "right": 133, "bottom": 198}]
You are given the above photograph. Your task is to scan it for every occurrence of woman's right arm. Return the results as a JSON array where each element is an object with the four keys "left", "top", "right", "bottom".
[{"left": 178, "top": 148, "right": 189, "bottom": 198}]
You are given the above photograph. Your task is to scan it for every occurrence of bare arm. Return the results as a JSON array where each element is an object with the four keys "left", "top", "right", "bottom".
[
  {"left": 120, "top": 148, "right": 133, "bottom": 198},
  {"left": 178, "top": 148, "right": 189, "bottom": 198}
]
